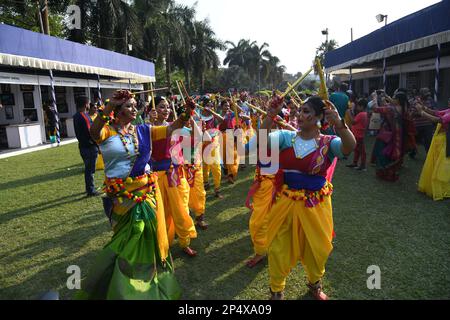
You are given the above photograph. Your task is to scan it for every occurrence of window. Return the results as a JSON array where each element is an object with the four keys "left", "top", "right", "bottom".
[{"left": 23, "top": 92, "right": 35, "bottom": 109}]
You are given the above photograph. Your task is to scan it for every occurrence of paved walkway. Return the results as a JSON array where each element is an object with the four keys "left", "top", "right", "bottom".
[{"left": 0, "top": 139, "right": 77, "bottom": 159}]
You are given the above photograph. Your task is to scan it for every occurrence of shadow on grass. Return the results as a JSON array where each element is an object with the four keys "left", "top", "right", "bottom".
[
  {"left": 0, "top": 166, "right": 84, "bottom": 192},
  {"left": 0, "top": 209, "right": 111, "bottom": 300},
  {"left": 0, "top": 192, "right": 87, "bottom": 225},
  {"left": 170, "top": 169, "right": 261, "bottom": 300},
  {"left": 0, "top": 248, "right": 103, "bottom": 300},
  {"left": 0, "top": 210, "right": 109, "bottom": 264}
]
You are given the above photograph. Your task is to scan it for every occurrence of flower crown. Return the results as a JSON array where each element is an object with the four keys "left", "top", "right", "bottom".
[{"left": 113, "top": 90, "right": 135, "bottom": 103}]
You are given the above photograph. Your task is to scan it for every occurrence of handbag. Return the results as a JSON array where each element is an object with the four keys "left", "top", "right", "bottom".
[{"left": 369, "top": 113, "right": 381, "bottom": 130}]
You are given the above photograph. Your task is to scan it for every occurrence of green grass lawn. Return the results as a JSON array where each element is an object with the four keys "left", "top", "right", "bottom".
[{"left": 0, "top": 139, "right": 449, "bottom": 300}]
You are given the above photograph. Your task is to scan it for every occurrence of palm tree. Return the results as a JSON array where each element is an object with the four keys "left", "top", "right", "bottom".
[
  {"left": 171, "top": 4, "right": 196, "bottom": 91},
  {"left": 223, "top": 39, "right": 252, "bottom": 70},
  {"left": 141, "top": 1, "right": 196, "bottom": 87},
  {"left": 191, "top": 19, "right": 225, "bottom": 93},
  {"left": 249, "top": 42, "right": 270, "bottom": 91},
  {"left": 261, "top": 54, "right": 285, "bottom": 89},
  {"left": 315, "top": 39, "right": 339, "bottom": 67}
]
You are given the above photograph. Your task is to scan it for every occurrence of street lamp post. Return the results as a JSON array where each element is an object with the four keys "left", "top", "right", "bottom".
[
  {"left": 376, "top": 14, "right": 388, "bottom": 26},
  {"left": 321, "top": 28, "right": 329, "bottom": 81},
  {"left": 322, "top": 28, "right": 329, "bottom": 44},
  {"left": 376, "top": 14, "right": 388, "bottom": 91}
]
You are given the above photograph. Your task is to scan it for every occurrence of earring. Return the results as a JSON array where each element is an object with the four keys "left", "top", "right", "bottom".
[{"left": 316, "top": 120, "right": 322, "bottom": 128}]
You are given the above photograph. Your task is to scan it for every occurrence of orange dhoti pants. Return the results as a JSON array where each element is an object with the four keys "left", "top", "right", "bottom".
[
  {"left": 267, "top": 185, "right": 334, "bottom": 293},
  {"left": 186, "top": 165, "right": 206, "bottom": 217},
  {"left": 156, "top": 169, "right": 197, "bottom": 248}
]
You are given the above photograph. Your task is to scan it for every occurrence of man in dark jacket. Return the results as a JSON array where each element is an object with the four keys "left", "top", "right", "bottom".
[{"left": 73, "top": 96, "right": 99, "bottom": 196}]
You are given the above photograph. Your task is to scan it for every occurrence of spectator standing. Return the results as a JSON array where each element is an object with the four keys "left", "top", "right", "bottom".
[{"left": 73, "top": 96, "right": 99, "bottom": 197}]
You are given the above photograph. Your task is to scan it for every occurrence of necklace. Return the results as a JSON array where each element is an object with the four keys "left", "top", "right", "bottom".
[
  {"left": 116, "top": 124, "right": 140, "bottom": 159},
  {"left": 292, "top": 131, "right": 319, "bottom": 159}
]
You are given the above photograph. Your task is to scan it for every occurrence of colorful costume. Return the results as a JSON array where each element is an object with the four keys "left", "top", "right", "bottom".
[
  {"left": 150, "top": 124, "right": 197, "bottom": 249},
  {"left": 418, "top": 109, "right": 450, "bottom": 200},
  {"left": 76, "top": 124, "right": 181, "bottom": 300},
  {"left": 372, "top": 105, "right": 413, "bottom": 182},
  {"left": 246, "top": 165, "right": 277, "bottom": 257},
  {"left": 219, "top": 111, "right": 239, "bottom": 179},
  {"left": 183, "top": 127, "right": 207, "bottom": 220},
  {"left": 202, "top": 115, "right": 222, "bottom": 190},
  {"left": 263, "top": 130, "right": 343, "bottom": 294}
]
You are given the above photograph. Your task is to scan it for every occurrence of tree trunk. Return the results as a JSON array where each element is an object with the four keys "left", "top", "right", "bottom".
[
  {"left": 184, "top": 58, "right": 191, "bottom": 92},
  {"left": 200, "top": 70, "right": 205, "bottom": 93},
  {"left": 165, "top": 46, "right": 171, "bottom": 89}
]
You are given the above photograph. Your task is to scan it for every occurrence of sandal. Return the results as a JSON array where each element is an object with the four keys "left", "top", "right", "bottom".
[
  {"left": 227, "top": 175, "right": 235, "bottom": 184},
  {"left": 214, "top": 190, "right": 224, "bottom": 199},
  {"left": 246, "top": 255, "right": 265, "bottom": 268},
  {"left": 307, "top": 281, "right": 328, "bottom": 301},
  {"left": 204, "top": 182, "right": 210, "bottom": 191},
  {"left": 182, "top": 247, "right": 197, "bottom": 257},
  {"left": 269, "top": 289, "right": 284, "bottom": 300},
  {"left": 195, "top": 215, "right": 208, "bottom": 230}
]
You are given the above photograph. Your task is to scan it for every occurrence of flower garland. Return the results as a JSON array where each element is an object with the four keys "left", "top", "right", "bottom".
[
  {"left": 277, "top": 182, "right": 333, "bottom": 208},
  {"left": 104, "top": 173, "right": 156, "bottom": 204}
]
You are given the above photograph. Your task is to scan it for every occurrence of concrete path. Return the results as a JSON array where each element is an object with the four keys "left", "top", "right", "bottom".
[{"left": 0, "top": 139, "right": 77, "bottom": 159}]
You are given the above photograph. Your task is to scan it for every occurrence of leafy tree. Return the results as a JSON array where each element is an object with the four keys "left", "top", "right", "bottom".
[{"left": 315, "top": 39, "right": 339, "bottom": 66}]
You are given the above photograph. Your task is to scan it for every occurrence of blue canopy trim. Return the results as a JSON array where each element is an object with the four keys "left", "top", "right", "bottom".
[
  {"left": 325, "top": 1, "right": 450, "bottom": 72},
  {"left": 0, "top": 24, "right": 155, "bottom": 82}
]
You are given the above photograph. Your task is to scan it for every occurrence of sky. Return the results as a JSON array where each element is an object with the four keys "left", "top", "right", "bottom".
[{"left": 177, "top": 0, "right": 441, "bottom": 75}]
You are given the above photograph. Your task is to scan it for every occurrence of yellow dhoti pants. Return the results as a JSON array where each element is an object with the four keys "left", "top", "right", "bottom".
[
  {"left": 95, "top": 152, "right": 105, "bottom": 170},
  {"left": 221, "top": 131, "right": 239, "bottom": 178},
  {"left": 249, "top": 177, "right": 275, "bottom": 256},
  {"left": 267, "top": 192, "right": 334, "bottom": 293},
  {"left": 188, "top": 166, "right": 206, "bottom": 217},
  {"left": 156, "top": 170, "right": 197, "bottom": 248},
  {"left": 418, "top": 124, "right": 450, "bottom": 201},
  {"left": 203, "top": 139, "right": 222, "bottom": 189}
]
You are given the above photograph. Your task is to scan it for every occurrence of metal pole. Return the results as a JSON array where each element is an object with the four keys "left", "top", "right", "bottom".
[
  {"left": 349, "top": 28, "right": 353, "bottom": 91},
  {"left": 435, "top": 43, "right": 441, "bottom": 103}
]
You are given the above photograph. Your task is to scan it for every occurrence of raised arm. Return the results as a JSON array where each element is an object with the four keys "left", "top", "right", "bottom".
[
  {"left": 324, "top": 101, "right": 356, "bottom": 156},
  {"left": 90, "top": 101, "right": 115, "bottom": 141},
  {"left": 167, "top": 98, "right": 197, "bottom": 136}
]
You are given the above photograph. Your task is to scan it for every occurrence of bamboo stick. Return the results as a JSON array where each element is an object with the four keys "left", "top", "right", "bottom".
[
  {"left": 133, "top": 87, "right": 169, "bottom": 95},
  {"left": 281, "top": 67, "right": 313, "bottom": 98}
]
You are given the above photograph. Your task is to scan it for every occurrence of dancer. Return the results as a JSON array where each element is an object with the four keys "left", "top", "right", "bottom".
[
  {"left": 372, "top": 91, "right": 414, "bottom": 181},
  {"left": 259, "top": 95, "right": 356, "bottom": 300},
  {"left": 151, "top": 96, "right": 198, "bottom": 257},
  {"left": 415, "top": 102, "right": 450, "bottom": 200},
  {"left": 245, "top": 114, "right": 292, "bottom": 269},
  {"left": 184, "top": 117, "right": 209, "bottom": 229},
  {"left": 201, "top": 95, "right": 225, "bottom": 199},
  {"left": 76, "top": 90, "right": 191, "bottom": 299},
  {"left": 219, "top": 99, "right": 239, "bottom": 184}
]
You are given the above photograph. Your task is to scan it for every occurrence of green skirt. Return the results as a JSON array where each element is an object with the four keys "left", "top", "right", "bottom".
[{"left": 75, "top": 201, "right": 181, "bottom": 300}]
